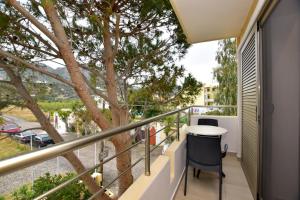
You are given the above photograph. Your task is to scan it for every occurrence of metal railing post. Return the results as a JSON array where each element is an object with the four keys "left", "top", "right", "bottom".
[
  {"left": 176, "top": 112, "right": 180, "bottom": 141},
  {"left": 188, "top": 107, "right": 191, "bottom": 126},
  {"left": 144, "top": 125, "right": 151, "bottom": 176}
]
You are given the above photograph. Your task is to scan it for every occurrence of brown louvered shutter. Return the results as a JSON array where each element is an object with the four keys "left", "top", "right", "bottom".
[{"left": 241, "top": 29, "right": 258, "bottom": 198}]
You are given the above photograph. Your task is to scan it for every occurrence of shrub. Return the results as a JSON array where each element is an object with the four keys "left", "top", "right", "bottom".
[{"left": 12, "top": 173, "right": 91, "bottom": 200}]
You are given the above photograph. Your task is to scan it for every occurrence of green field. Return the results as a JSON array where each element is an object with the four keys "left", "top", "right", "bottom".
[{"left": 1, "top": 107, "right": 37, "bottom": 122}]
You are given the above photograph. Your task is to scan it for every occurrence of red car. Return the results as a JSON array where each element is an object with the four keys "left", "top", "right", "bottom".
[{"left": 0, "top": 124, "right": 21, "bottom": 135}]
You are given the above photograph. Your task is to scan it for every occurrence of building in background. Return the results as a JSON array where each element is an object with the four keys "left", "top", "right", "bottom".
[{"left": 194, "top": 84, "right": 218, "bottom": 106}]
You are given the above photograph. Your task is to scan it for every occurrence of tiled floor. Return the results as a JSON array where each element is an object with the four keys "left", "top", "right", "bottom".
[{"left": 174, "top": 155, "right": 254, "bottom": 200}]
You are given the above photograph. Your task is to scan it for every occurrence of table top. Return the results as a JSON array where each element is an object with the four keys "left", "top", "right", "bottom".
[{"left": 185, "top": 125, "right": 228, "bottom": 136}]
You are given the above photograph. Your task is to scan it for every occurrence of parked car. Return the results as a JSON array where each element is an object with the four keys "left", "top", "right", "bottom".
[
  {"left": 0, "top": 123, "right": 21, "bottom": 135},
  {"left": 14, "top": 130, "right": 36, "bottom": 144},
  {"left": 33, "top": 134, "right": 54, "bottom": 148}
]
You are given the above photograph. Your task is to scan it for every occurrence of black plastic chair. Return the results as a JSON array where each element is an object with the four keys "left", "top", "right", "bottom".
[
  {"left": 184, "top": 134, "right": 223, "bottom": 200},
  {"left": 197, "top": 118, "right": 218, "bottom": 127},
  {"left": 197, "top": 119, "right": 228, "bottom": 157},
  {"left": 195, "top": 118, "right": 228, "bottom": 178}
]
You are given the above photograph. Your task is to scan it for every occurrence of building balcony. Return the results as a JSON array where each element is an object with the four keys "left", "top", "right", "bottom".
[
  {"left": 120, "top": 110, "right": 253, "bottom": 200},
  {"left": 0, "top": 106, "right": 252, "bottom": 200}
]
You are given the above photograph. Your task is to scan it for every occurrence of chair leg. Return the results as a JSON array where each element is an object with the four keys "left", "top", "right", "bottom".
[
  {"left": 222, "top": 171, "right": 226, "bottom": 178},
  {"left": 184, "top": 164, "right": 188, "bottom": 196},
  {"left": 193, "top": 168, "right": 196, "bottom": 177},
  {"left": 219, "top": 170, "right": 222, "bottom": 200},
  {"left": 197, "top": 169, "right": 201, "bottom": 178}
]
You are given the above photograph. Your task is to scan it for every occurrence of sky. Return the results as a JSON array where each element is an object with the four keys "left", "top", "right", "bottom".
[{"left": 177, "top": 40, "right": 219, "bottom": 85}]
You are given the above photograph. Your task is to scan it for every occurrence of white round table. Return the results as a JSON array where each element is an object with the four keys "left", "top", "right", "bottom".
[{"left": 185, "top": 125, "right": 228, "bottom": 136}]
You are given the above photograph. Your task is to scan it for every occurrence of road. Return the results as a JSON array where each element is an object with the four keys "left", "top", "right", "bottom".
[
  {"left": 3, "top": 115, "right": 42, "bottom": 132},
  {"left": 0, "top": 116, "right": 163, "bottom": 196}
]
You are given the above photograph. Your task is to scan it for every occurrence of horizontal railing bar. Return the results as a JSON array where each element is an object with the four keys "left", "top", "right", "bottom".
[
  {"left": 179, "top": 116, "right": 186, "bottom": 120},
  {"left": 154, "top": 126, "right": 167, "bottom": 135},
  {"left": 149, "top": 126, "right": 166, "bottom": 138},
  {"left": 149, "top": 117, "right": 178, "bottom": 137},
  {"left": 0, "top": 107, "right": 189, "bottom": 176},
  {"left": 89, "top": 157, "right": 144, "bottom": 200},
  {"left": 192, "top": 105, "right": 237, "bottom": 108},
  {"left": 150, "top": 131, "right": 176, "bottom": 153},
  {"left": 34, "top": 140, "right": 144, "bottom": 200}
]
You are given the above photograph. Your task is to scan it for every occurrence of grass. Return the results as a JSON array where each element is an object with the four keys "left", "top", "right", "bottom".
[
  {"left": 0, "top": 136, "right": 31, "bottom": 160},
  {"left": 1, "top": 194, "right": 13, "bottom": 200},
  {"left": 1, "top": 106, "right": 37, "bottom": 122}
]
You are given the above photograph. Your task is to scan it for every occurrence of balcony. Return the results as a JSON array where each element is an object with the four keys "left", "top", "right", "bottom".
[
  {"left": 174, "top": 155, "right": 252, "bottom": 200},
  {"left": 0, "top": 106, "right": 253, "bottom": 200}
]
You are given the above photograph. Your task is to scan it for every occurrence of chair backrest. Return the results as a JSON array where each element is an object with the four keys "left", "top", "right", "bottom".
[
  {"left": 198, "top": 118, "right": 218, "bottom": 126},
  {"left": 187, "top": 134, "right": 221, "bottom": 166}
]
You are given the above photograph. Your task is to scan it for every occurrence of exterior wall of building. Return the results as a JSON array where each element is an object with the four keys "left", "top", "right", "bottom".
[
  {"left": 193, "top": 84, "right": 218, "bottom": 106},
  {"left": 119, "top": 127, "right": 187, "bottom": 200}
]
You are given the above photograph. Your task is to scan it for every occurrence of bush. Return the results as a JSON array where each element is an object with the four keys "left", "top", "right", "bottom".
[
  {"left": 12, "top": 173, "right": 91, "bottom": 200},
  {"left": 12, "top": 185, "right": 34, "bottom": 200},
  {"left": 0, "top": 196, "right": 5, "bottom": 200}
]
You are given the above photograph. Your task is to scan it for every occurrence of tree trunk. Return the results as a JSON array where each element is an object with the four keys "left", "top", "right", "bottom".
[
  {"left": 111, "top": 133, "right": 133, "bottom": 195},
  {"left": 9, "top": 1, "right": 134, "bottom": 197},
  {"left": 42, "top": 2, "right": 111, "bottom": 131},
  {"left": 3, "top": 67, "right": 110, "bottom": 200},
  {"left": 102, "top": 14, "right": 134, "bottom": 195}
]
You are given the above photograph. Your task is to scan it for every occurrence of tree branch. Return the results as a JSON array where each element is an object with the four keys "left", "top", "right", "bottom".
[
  {"left": 113, "top": 13, "right": 121, "bottom": 58},
  {"left": 8, "top": 36, "right": 60, "bottom": 58},
  {"left": 16, "top": 21, "right": 59, "bottom": 54},
  {"left": 7, "top": 0, "right": 60, "bottom": 46},
  {"left": 42, "top": 0, "right": 111, "bottom": 130},
  {"left": 81, "top": 74, "right": 122, "bottom": 111}
]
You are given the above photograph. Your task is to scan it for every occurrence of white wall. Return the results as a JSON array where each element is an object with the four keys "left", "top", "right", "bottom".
[
  {"left": 53, "top": 112, "right": 66, "bottom": 134},
  {"left": 119, "top": 128, "right": 187, "bottom": 200},
  {"left": 190, "top": 115, "right": 241, "bottom": 156}
]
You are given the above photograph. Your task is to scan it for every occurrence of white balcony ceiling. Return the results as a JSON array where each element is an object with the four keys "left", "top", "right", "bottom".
[{"left": 170, "top": 0, "right": 255, "bottom": 43}]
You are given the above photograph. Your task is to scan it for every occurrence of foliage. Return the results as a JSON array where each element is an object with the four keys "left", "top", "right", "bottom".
[
  {"left": 12, "top": 185, "right": 34, "bottom": 200},
  {"left": 12, "top": 173, "right": 90, "bottom": 200},
  {"left": 0, "top": 136, "right": 30, "bottom": 160},
  {"left": 0, "top": 196, "right": 5, "bottom": 200},
  {"left": 163, "top": 115, "right": 175, "bottom": 135},
  {"left": 180, "top": 115, "right": 188, "bottom": 124},
  {"left": 0, "top": 116, "right": 4, "bottom": 125},
  {"left": 0, "top": 82, "right": 24, "bottom": 110},
  {"left": 213, "top": 39, "right": 237, "bottom": 115},
  {"left": 163, "top": 115, "right": 176, "bottom": 144},
  {"left": 0, "top": 0, "right": 201, "bottom": 115},
  {"left": 69, "top": 102, "right": 110, "bottom": 135},
  {"left": 38, "top": 100, "right": 81, "bottom": 113},
  {"left": 205, "top": 107, "right": 237, "bottom": 116},
  {"left": 57, "top": 110, "right": 72, "bottom": 121},
  {"left": 129, "top": 74, "right": 202, "bottom": 119}
]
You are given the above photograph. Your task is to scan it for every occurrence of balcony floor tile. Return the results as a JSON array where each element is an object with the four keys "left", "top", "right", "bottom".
[{"left": 174, "top": 155, "right": 253, "bottom": 200}]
